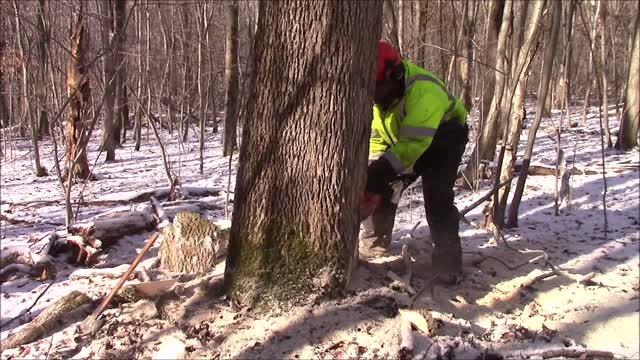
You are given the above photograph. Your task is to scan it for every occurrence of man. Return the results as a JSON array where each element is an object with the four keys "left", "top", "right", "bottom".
[{"left": 360, "top": 40, "right": 468, "bottom": 283}]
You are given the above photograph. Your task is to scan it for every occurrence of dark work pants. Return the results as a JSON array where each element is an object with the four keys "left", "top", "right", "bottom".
[{"left": 362, "top": 120, "right": 469, "bottom": 271}]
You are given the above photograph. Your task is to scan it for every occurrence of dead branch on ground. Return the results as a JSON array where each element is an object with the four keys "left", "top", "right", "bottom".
[{"left": 0, "top": 291, "right": 93, "bottom": 352}]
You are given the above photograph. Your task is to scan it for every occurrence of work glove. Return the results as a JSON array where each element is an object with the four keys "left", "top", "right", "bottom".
[
  {"left": 366, "top": 156, "right": 397, "bottom": 194},
  {"left": 359, "top": 191, "right": 381, "bottom": 222}
]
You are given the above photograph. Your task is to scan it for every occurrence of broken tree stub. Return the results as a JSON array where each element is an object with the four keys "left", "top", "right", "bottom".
[{"left": 159, "top": 211, "right": 229, "bottom": 273}]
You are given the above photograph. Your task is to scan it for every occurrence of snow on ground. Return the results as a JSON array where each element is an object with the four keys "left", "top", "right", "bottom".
[{"left": 0, "top": 103, "right": 638, "bottom": 359}]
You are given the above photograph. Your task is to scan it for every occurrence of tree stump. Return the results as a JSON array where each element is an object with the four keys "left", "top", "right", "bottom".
[{"left": 159, "top": 212, "right": 229, "bottom": 273}]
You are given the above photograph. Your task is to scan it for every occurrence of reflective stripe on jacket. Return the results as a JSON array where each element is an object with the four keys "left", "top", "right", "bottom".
[{"left": 370, "top": 60, "right": 467, "bottom": 173}]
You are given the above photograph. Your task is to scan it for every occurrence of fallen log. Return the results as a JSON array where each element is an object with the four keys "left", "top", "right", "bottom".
[
  {"left": 0, "top": 291, "right": 93, "bottom": 352},
  {"left": 68, "top": 210, "right": 155, "bottom": 247},
  {"left": 501, "top": 346, "right": 614, "bottom": 359},
  {"left": 55, "top": 209, "right": 156, "bottom": 265},
  {"left": 513, "top": 163, "right": 598, "bottom": 176}
]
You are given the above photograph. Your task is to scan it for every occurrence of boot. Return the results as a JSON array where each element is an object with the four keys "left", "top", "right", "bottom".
[{"left": 429, "top": 210, "right": 463, "bottom": 284}]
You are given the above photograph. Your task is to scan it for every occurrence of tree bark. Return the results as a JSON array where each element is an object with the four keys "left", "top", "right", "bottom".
[
  {"left": 223, "top": 0, "right": 239, "bottom": 157},
  {"left": 0, "top": 291, "right": 92, "bottom": 353},
  {"left": 65, "top": 4, "right": 92, "bottom": 180},
  {"left": 414, "top": 1, "right": 428, "bottom": 67},
  {"left": 224, "top": 1, "right": 383, "bottom": 306},
  {"left": 615, "top": 4, "right": 639, "bottom": 150},
  {"left": 507, "top": 0, "right": 561, "bottom": 228}
]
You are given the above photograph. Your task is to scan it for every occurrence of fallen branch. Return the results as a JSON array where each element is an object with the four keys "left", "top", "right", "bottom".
[
  {"left": 387, "top": 271, "right": 416, "bottom": 295},
  {"left": 465, "top": 251, "right": 545, "bottom": 271},
  {"left": 0, "top": 277, "right": 57, "bottom": 329},
  {"left": 460, "top": 176, "right": 515, "bottom": 217},
  {"left": 0, "top": 291, "right": 93, "bottom": 352},
  {"left": 80, "top": 201, "right": 170, "bottom": 335},
  {"left": 398, "top": 317, "right": 413, "bottom": 360},
  {"left": 485, "top": 255, "right": 598, "bottom": 309},
  {"left": 501, "top": 346, "right": 614, "bottom": 359}
]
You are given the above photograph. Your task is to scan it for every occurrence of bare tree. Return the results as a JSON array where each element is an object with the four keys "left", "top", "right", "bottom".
[
  {"left": 65, "top": 3, "right": 92, "bottom": 181},
  {"left": 615, "top": 5, "right": 640, "bottom": 150},
  {"left": 462, "top": 0, "right": 512, "bottom": 190},
  {"left": 598, "top": 0, "right": 613, "bottom": 148},
  {"left": 223, "top": 0, "right": 239, "bottom": 157},
  {"left": 494, "top": 0, "right": 547, "bottom": 229},
  {"left": 507, "top": 0, "right": 561, "bottom": 227},
  {"left": 36, "top": 0, "right": 50, "bottom": 137},
  {"left": 0, "top": 14, "right": 9, "bottom": 130},
  {"left": 458, "top": 0, "right": 477, "bottom": 111},
  {"left": 224, "top": 1, "right": 383, "bottom": 306},
  {"left": 100, "top": 0, "right": 117, "bottom": 161},
  {"left": 13, "top": 0, "right": 46, "bottom": 177},
  {"left": 113, "top": 0, "right": 127, "bottom": 144}
]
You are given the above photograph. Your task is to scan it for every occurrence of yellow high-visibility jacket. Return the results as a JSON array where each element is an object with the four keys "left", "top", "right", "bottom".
[{"left": 370, "top": 60, "right": 467, "bottom": 173}]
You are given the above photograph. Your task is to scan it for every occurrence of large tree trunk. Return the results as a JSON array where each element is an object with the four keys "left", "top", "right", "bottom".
[
  {"left": 616, "top": 5, "right": 640, "bottom": 150},
  {"left": 65, "top": 3, "right": 92, "bottom": 180},
  {"left": 224, "top": 1, "right": 383, "bottom": 306},
  {"left": 462, "top": 0, "right": 512, "bottom": 189},
  {"left": 223, "top": 0, "right": 239, "bottom": 157},
  {"left": 507, "top": 0, "right": 562, "bottom": 228}
]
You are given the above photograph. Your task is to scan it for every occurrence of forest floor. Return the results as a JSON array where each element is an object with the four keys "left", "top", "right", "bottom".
[{"left": 0, "top": 103, "right": 638, "bottom": 359}]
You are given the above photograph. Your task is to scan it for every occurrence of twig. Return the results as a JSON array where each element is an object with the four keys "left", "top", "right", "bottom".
[
  {"left": 129, "top": 85, "right": 174, "bottom": 188},
  {"left": 465, "top": 251, "right": 545, "bottom": 271},
  {"left": 409, "top": 273, "right": 439, "bottom": 308},
  {"left": 0, "top": 276, "right": 57, "bottom": 328},
  {"left": 44, "top": 333, "right": 55, "bottom": 360},
  {"left": 387, "top": 271, "right": 417, "bottom": 295},
  {"left": 459, "top": 176, "right": 515, "bottom": 217}
]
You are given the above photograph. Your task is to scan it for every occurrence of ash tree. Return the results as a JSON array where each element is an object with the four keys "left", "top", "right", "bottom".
[{"left": 224, "top": 1, "right": 383, "bottom": 306}]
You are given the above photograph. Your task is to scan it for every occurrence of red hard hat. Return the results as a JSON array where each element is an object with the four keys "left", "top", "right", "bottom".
[{"left": 377, "top": 40, "right": 401, "bottom": 81}]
